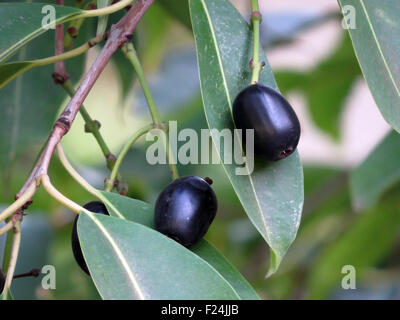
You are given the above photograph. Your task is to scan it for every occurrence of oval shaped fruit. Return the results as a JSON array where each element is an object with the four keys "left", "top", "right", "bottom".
[
  {"left": 154, "top": 176, "right": 217, "bottom": 248},
  {"left": 233, "top": 84, "right": 300, "bottom": 161},
  {"left": 71, "top": 201, "right": 109, "bottom": 275}
]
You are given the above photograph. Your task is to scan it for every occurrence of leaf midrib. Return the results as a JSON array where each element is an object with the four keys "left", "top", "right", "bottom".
[
  {"left": 359, "top": 0, "right": 400, "bottom": 97},
  {"left": 105, "top": 197, "right": 242, "bottom": 300},
  {"left": 84, "top": 212, "right": 146, "bottom": 300},
  {"left": 0, "top": 10, "right": 80, "bottom": 63},
  {"left": 198, "top": 0, "right": 271, "bottom": 246}
]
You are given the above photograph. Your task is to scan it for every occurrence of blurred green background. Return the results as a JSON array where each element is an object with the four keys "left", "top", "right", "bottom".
[{"left": 1, "top": 0, "right": 399, "bottom": 300}]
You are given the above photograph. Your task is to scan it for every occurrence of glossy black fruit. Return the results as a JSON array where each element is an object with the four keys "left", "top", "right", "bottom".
[
  {"left": 154, "top": 176, "right": 217, "bottom": 248},
  {"left": 71, "top": 201, "right": 109, "bottom": 275},
  {"left": 0, "top": 269, "right": 5, "bottom": 294},
  {"left": 233, "top": 84, "right": 300, "bottom": 161}
]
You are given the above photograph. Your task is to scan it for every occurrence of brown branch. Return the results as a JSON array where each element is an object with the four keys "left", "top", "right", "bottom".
[
  {"left": 16, "top": 0, "right": 155, "bottom": 198},
  {"left": 53, "top": 0, "right": 69, "bottom": 84}
]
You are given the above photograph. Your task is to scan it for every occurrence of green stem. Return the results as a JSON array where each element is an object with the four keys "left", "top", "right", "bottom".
[
  {"left": 105, "top": 124, "right": 154, "bottom": 192},
  {"left": 0, "top": 36, "right": 103, "bottom": 91},
  {"left": 64, "top": 0, "right": 96, "bottom": 49},
  {"left": 57, "top": 144, "right": 124, "bottom": 219},
  {"left": 121, "top": 43, "right": 162, "bottom": 125},
  {"left": 78, "top": 0, "right": 134, "bottom": 18},
  {"left": 2, "top": 226, "right": 13, "bottom": 273},
  {"left": 121, "top": 42, "right": 179, "bottom": 180},
  {"left": 164, "top": 132, "right": 179, "bottom": 180},
  {"left": 64, "top": 0, "right": 132, "bottom": 48},
  {"left": 250, "top": 0, "right": 262, "bottom": 84}
]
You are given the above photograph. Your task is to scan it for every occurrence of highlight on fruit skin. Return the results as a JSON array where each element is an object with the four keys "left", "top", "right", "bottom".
[
  {"left": 71, "top": 201, "right": 109, "bottom": 275},
  {"left": 154, "top": 176, "right": 218, "bottom": 248},
  {"left": 233, "top": 83, "right": 301, "bottom": 161}
]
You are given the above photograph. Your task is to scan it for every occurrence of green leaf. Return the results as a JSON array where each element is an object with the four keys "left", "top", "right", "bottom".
[
  {"left": 99, "top": 191, "right": 260, "bottom": 299},
  {"left": 350, "top": 131, "right": 400, "bottom": 211},
  {"left": 189, "top": 0, "right": 304, "bottom": 274},
  {"left": 307, "top": 193, "right": 400, "bottom": 299},
  {"left": 0, "top": 61, "right": 35, "bottom": 89},
  {"left": 339, "top": 0, "right": 400, "bottom": 133},
  {"left": 78, "top": 212, "right": 240, "bottom": 299},
  {"left": 0, "top": 3, "right": 81, "bottom": 63}
]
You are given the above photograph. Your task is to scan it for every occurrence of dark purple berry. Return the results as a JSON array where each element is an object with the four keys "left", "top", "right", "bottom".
[
  {"left": 233, "top": 84, "right": 300, "bottom": 161},
  {"left": 154, "top": 176, "right": 217, "bottom": 248},
  {"left": 71, "top": 201, "right": 109, "bottom": 275}
]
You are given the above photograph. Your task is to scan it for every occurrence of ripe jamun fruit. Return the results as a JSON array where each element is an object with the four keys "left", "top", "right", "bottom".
[
  {"left": 154, "top": 176, "right": 217, "bottom": 248},
  {"left": 71, "top": 201, "right": 109, "bottom": 275},
  {"left": 233, "top": 84, "right": 300, "bottom": 161}
]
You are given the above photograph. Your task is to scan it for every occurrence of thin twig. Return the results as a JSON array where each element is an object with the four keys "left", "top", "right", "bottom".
[
  {"left": 16, "top": 0, "right": 155, "bottom": 199},
  {"left": 0, "top": 182, "right": 36, "bottom": 223},
  {"left": 121, "top": 42, "right": 179, "bottom": 180},
  {"left": 41, "top": 175, "right": 87, "bottom": 213},
  {"left": 57, "top": 144, "right": 103, "bottom": 199},
  {"left": 55, "top": 0, "right": 69, "bottom": 82},
  {"left": 105, "top": 124, "right": 153, "bottom": 191},
  {"left": 56, "top": 144, "right": 124, "bottom": 219},
  {"left": 3, "top": 221, "right": 21, "bottom": 298},
  {"left": 0, "top": 221, "right": 13, "bottom": 237}
]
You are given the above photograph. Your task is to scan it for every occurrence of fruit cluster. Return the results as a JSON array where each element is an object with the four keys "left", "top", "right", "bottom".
[{"left": 71, "top": 85, "right": 300, "bottom": 274}]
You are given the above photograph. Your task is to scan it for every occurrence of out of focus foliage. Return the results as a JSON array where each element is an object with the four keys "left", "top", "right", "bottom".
[{"left": 1, "top": 1, "right": 400, "bottom": 299}]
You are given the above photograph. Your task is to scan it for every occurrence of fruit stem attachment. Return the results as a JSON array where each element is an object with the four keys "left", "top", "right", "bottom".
[
  {"left": 105, "top": 124, "right": 153, "bottom": 192},
  {"left": 250, "top": 0, "right": 263, "bottom": 84},
  {"left": 121, "top": 42, "right": 179, "bottom": 180}
]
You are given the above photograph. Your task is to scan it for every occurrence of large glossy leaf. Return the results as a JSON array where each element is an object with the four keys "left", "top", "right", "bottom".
[
  {"left": 350, "top": 131, "right": 400, "bottom": 211},
  {"left": 189, "top": 0, "right": 304, "bottom": 274},
  {"left": 78, "top": 212, "right": 240, "bottom": 299},
  {"left": 99, "top": 191, "right": 260, "bottom": 299},
  {"left": 0, "top": 3, "right": 82, "bottom": 63},
  {"left": 339, "top": 0, "right": 400, "bottom": 133},
  {"left": 0, "top": 61, "right": 34, "bottom": 89}
]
